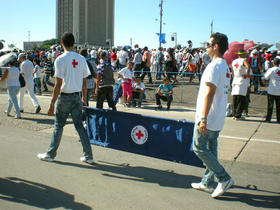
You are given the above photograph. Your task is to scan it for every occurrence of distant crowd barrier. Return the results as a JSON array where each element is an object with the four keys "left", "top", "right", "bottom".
[{"left": 85, "top": 107, "right": 203, "bottom": 168}]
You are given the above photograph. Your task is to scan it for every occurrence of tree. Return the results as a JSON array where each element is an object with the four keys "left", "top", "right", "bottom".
[{"left": 39, "top": 38, "right": 60, "bottom": 50}]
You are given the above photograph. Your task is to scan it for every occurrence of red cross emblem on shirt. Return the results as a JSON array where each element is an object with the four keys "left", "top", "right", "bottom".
[
  {"left": 234, "top": 62, "right": 239, "bottom": 69},
  {"left": 72, "top": 59, "right": 78, "bottom": 68},
  {"left": 277, "top": 70, "right": 280, "bottom": 76},
  {"left": 135, "top": 130, "right": 144, "bottom": 140}
]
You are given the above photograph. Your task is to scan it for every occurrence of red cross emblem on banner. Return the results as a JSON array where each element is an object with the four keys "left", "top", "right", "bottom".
[
  {"left": 234, "top": 63, "right": 239, "bottom": 69},
  {"left": 135, "top": 130, "right": 144, "bottom": 140},
  {"left": 131, "top": 125, "right": 148, "bottom": 145},
  {"left": 72, "top": 59, "right": 78, "bottom": 68}
]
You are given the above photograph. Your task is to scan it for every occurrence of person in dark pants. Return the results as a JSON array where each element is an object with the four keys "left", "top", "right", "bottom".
[
  {"left": 263, "top": 58, "right": 280, "bottom": 123},
  {"left": 37, "top": 32, "right": 94, "bottom": 164},
  {"left": 231, "top": 49, "right": 251, "bottom": 120},
  {"left": 131, "top": 76, "right": 145, "bottom": 108},
  {"left": 95, "top": 52, "right": 116, "bottom": 111},
  {"left": 155, "top": 78, "right": 173, "bottom": 110},
  {"left": 140, "top": 47, "right": 153, "bottom": 84}
]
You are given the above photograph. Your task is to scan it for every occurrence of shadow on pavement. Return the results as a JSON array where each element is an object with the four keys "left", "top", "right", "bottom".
[
  {"left": 54, "top": 161, "right": 280, "bottom": 209},
  {"left": 55, "top": 160, "right": 200, "bottom": 189},
  {"left": 0, "top": 177, "right": 91, "bottom": 210},
  {"left": 217, "top": 190, "right": 280, "bottom": 209}
]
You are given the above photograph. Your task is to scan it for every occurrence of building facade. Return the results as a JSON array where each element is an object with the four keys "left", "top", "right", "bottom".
[{"left": 56, "top": 0, "right": 114, "bottom": 47}]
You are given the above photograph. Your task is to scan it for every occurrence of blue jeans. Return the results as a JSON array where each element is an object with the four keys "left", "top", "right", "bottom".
[
  {"left": 156, "top": 63, "right": 164, "bottom": 80},
  {"left": 7, "top": 86, "right": 21, "bottom": 117},
  {"left": 192, "top": 123, "right": 230, "bottom": 187},
  {"left": 34, "top": 78, "right": 41, "bottom": 94},
  {"left": 140, "top": 67, "right": 153, "bottom": 83},
  {"left": 47, "top": 94, "right": 93, "bottom": 159}
]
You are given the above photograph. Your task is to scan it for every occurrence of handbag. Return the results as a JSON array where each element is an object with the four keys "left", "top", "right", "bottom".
[{"left": 19, "top": 73, "right": 26, "bottom": 87}]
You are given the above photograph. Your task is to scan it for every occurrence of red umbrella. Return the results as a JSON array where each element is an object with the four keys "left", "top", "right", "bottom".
[
  {"left": 242, "top": 40, "right": 255, "bottom": 51},
  {"left": 224, "top": 42, "right": 244, "bottom": 66}
]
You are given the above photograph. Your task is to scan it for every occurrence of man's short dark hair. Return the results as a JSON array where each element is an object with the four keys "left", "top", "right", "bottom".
[
  {"left": 61, "top": 32, "right": 75, "bottom": 48},
  {"left": 100, "top": 51, "right": 107, "bottom": 59},
  {"left": 273, "top": 58, "right": 279, "bottom": 66},
  {"left": 210, "top": 32, "right": 228, "bottom": 56},
  {"left": 79, "top": 48, "right": 88, "bottom": 58}
]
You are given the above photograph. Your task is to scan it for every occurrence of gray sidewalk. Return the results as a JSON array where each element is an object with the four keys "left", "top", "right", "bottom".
[{"left": 0, "top": 93, "right": 279, "bottom": 209}]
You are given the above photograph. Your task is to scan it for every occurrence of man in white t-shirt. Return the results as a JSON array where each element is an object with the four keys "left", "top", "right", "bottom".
[
  {"left": 117, "top": 47, "right": 129, "bottom": 69},
  {"left": 37, "top": 32, "right": 93, "bottom": 164},
  {"left": 18, "top": 53, "right": 41, "bottom": 113},
  {"left": 231, "top": 49, "right": 251, "bottom": 120},
  {"left": 263, "top": 58, "right": 280, "bottom": 123},
  {"left": 191, "top": 33, "right": 234, "bottom": 198}
]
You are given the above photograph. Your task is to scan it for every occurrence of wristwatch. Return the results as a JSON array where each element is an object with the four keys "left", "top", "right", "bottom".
[{"left": 200, "top": 117, "right": 207, "bottom": 123}]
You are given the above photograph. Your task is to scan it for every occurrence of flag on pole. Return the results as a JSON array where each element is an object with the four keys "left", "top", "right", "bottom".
[{"left": 156, "top": 33, "right": 166, "bottom": 44}]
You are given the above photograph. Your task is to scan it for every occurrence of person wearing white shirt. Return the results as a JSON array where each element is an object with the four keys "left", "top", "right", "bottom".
[
  {"left": 33, "top": 58, "right": 41, "bottom": 95},
  {"left": 18, "top": 53, "right": 41, "bottom": 113},
  {"left": 263, "top": 58, "right": 280, "bottom": 123},
  {"left": 37, "top": 32, "right": 93, "bottom": 163},
  {"left": 231, "top": 50, "right": 251, "bottom": 120},
  {"left": 117, "top": 47, "right": 129, "bottom": 69},
  {"left": 191, "top": 33, "right": 234, "bottom": 198},
  {"left": 131, "top": 76, "right": 145, "bottom": 108},
  {"left": 118, "top": 60, "right": 134, "bottom": 106}
]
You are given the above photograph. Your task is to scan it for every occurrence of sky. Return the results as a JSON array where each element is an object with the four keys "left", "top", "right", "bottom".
[{"left": 0, "top": 0, "right": 279, "bottom": 50}]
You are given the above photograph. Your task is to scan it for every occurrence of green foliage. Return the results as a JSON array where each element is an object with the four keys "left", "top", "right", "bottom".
[
  {"left": 175, "top": 44, "right": 182, "bottom": 50},
  {"left": 39, "top": 38, "right": 60, "bottom": 50}
]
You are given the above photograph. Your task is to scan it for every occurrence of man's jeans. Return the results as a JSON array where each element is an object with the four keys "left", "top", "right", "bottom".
[
  {"left": 42, "top": 74, "right": 54, "bottom": 91},
  {"left": 141, "top": 67, "right": 153, "bottom": 83},
  {"left": 156, "top": 63, "right": 164, "bottom": 80},
  {"left": 192, "top": 123, "right": 230, "bottom": 187},
  {"left": 47, "top": 94, "right": 93, "bottom": 159},
  {"left": 7, "top": 86, "right": 21, "bottom": 117}
]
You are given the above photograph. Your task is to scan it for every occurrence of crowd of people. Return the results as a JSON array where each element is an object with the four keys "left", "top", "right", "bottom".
[
  {"left": 0, "top": 31, "right": 279, "bottom": 199},
  {"left": 0, "top": 35, "right": 280, "bottom": 121}
]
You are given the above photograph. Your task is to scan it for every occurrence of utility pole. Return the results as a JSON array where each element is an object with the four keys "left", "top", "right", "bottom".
[
  {"left": 210, "top": 20, "right": 213, "bottom": 35},
  {"left": 159, "top": 0, "right": 163, "bottom": 48},
  {"left": 27, "top": 31, "right": 30, "bottom": 42}
]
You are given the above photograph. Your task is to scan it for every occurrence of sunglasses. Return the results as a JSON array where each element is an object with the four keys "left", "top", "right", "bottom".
[{"left": 206, "top": 42, "right": 214, "bottom": 48}]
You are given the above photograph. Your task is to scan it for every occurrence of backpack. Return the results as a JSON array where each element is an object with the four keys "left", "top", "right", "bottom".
[
  {"left": 86, "top": 60, "right": 95, "bottom": 79},
  {"left": 100, "top": 64, "right": 115, "bottom": 86}
]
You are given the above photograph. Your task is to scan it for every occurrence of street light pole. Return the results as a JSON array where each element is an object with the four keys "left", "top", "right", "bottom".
[{"left": 159, "top": 0, "right": 163, "bottom": 48}]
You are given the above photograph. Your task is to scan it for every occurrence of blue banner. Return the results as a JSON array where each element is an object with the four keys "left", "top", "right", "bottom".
[
  {"left": 85, "top": 108, "right": 203, "bottom": 167},
  {"left": 156, "top": 33, "right": 166, "bottom": 44}
]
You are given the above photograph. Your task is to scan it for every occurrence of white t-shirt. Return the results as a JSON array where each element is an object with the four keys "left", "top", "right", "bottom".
[
  {"left": 118, "top": 67, "right": 133, "bottom": 82},
  {"left": 195, "top": 58, "right": 230, "bottom": 131},
  {"left": 231, "top": 58, "right": 248, "bottom": 96},
  {"left": 90, "top": 50, "right": 97, "bottom": 59},
  {"left": 54, "top": 51, "right": 90, "bottom": 93},
  {"left": 264, "top": 66, "right": 280, "bottom": 96},
  {"left": 6, "top": 67, "right": 20, "bottom": 87},
  {"left": 132, "top": 82, "right": 145, "bottom": 90},
  {"left": 117, "top": 50, "right": 129, "bottom": 66},
  {"left": 33, "top": 65, "right": 41, "bottom": 79},
  {"left": 21, "top": 59, "right": 35, "bottom": 84}
]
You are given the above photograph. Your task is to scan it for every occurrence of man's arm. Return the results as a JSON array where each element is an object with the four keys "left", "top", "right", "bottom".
[
  {"left": 0, "top": 68, "right": 8, "bottom": 81},
  {"left": 48, "top": 77, "right": 62, "bottom": 116},
  {"left": 200, "top": 82, "right": 216, "bottom": 134},
  {"left": 82, "top": 78, "right": 87, "bottom": 106},
  {"left": 243, "top": 58, "right": 252, "bottom": 79}
]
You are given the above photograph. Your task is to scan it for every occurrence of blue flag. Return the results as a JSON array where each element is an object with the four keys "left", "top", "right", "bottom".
[{"left": 156, "top": 33, "right": 166, "bottom": 44}]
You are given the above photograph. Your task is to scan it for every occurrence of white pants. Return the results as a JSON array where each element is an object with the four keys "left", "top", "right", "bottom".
[{"left": 19, "top": 82, "right": 39, "bottom": 110}]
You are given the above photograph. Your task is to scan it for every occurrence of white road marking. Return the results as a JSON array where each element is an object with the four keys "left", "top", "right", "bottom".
[{"left": 220, "top": 135, "right": 280, "bottom": 144}]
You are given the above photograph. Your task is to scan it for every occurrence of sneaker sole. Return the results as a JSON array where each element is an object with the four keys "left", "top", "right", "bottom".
[
  {"left": 37, "top": 154, "right": 54, "bottom": 162},
  {"left": 211, "top": 179, "right": 234, "bottom": 198}
]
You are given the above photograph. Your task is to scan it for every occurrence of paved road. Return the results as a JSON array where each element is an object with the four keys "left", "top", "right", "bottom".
[{"left": 0, "top": 93, "right": 279, "bottom": 209}]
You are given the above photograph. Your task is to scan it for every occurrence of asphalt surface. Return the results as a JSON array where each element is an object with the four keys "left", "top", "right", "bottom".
[{"left": 0, "top": 90, "right": 279, "bottom": 209}]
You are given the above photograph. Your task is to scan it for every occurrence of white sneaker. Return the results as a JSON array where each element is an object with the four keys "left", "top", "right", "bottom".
[
  {"left": 37, "top": 153, "right": 54, "bottom": 162},
  {"left": 80, "top": 156, "right": 94, "bottom": 164},
  {"left": 211, "top": 178, "right": 234, "bottom": 198},
  {"left": 191, "top": 182, "right": 214, "bottom": 193}
]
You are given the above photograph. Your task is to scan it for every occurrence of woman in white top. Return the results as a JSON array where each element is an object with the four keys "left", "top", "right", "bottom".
[{"left": 0, "top": 59, "right": 21, "bottom": 119}]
